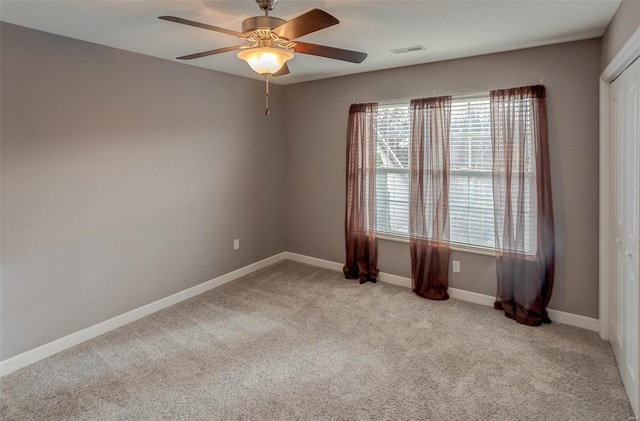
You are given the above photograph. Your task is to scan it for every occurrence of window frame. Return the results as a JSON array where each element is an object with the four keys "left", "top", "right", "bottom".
[{"left": 373, "top": 94, "right": 538, "bottom": 257}]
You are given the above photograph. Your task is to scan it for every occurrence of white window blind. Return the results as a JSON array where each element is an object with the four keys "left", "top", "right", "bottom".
[
  {"left": 449, "top": 98, "right": 495, "bottom": 250},
  {"left": 375, "top": 104, "right": 410, "bottom": 236},
  {"left": 374, "top": 97, "right": 537, "bottom": 254}
]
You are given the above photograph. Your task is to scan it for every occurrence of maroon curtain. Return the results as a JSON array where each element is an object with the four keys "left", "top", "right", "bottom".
[
  {"left": 344, "top": 103, "right": 379, "bottom": 284},
  {"left": 409, "top": 96, "right": 452, "bottom": 300},
  {"left": 490, "top": 85, "right": 555, "bottom": 325}
]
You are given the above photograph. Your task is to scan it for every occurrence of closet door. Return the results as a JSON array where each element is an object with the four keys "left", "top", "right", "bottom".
[{"left": 610, "top": 55, "right": 640, "bottom": 415}]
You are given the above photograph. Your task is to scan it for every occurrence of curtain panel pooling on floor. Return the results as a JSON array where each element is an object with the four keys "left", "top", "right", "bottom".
[
  {"left": 409, "top": 96, "right": 452, "bottom": 300},
  {"left": 490, "top": 85, "right": 555, "bottom": 326},
  {"left": 343, "top": 103, "right": 379, "bottom": 284}
]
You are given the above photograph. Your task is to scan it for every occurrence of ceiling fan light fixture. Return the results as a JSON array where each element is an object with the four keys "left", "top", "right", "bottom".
[
  {"left": 237, "top": 47, "right": 294, "bottom": 75},
  {"left": 160, "top": 2, "right": 367, "bottom": 115}
]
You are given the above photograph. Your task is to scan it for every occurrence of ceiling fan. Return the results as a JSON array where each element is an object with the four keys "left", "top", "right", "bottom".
[{"left": 159, "top": 0, "right": 367, "bottom": 114}]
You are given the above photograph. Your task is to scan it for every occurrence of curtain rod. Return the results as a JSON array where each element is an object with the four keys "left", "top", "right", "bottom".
[
  {"left": 355, "top": 78, "right": 546, "bottom": 105},
  {"left": 373, "top": 91, "right": 489, "bottom": 106}
]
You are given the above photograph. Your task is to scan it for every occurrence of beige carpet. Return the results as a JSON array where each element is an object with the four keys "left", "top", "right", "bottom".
[{"left": 0, "top": 260, "right": 633, "bottom": 420}]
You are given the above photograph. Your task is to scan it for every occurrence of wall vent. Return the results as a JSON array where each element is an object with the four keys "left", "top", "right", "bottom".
[{"left": 390, "top": 45, "right": 425, "bottom": 54}]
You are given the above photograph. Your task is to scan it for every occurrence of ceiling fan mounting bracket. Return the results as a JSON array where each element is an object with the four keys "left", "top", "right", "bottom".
[{"left": 255, "top": 0, "right": 278, "bottom": 12}]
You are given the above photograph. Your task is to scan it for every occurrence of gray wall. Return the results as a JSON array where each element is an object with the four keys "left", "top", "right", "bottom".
[
  {"left": 601, "top": 0, "right": 640, "bottom": 71},
  {"left": 0, "top": 23, "right": 286, "bottom": 360},
  {"left": 284, "top": 39, "right": 602, "bottom": 318}
]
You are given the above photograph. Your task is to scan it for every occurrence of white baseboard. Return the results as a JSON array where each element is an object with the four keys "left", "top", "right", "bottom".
[
  {"left": 285, "top": 252, "right": 600, "bottom": 333},
  {"left": 283, "top": 252, "right": 344, "bottom": 272},
  {"left": 378, "top": 272, "right": 411, "bottom": 288},
  {"left": 546, "top": 309, "right": 599, "bottom": 332},
  {"left": 448, "top": 288, "right": 599, "bottom": 331},
  {"left": 0, "top": 250, "right": 600, "bottom": 377},
  {"left": 448, "top": 287, "right": 495, "bottom": 307},
  {"left": 0, "top": 252, "right": 287, "bottom": 377}
]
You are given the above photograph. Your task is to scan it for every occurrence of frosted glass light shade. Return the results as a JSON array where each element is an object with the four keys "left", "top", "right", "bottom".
[{"left": 237, "top": 47, "right": 294, "bottom": 75}]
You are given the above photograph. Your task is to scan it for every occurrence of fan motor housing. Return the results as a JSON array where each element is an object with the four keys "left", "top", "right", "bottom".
[{"left": 242, "top": 16, "right": 287, "bottom": 35}]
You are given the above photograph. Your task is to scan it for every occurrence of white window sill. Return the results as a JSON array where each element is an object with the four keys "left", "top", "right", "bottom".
[{"left": 375, "top": 234, "right": 497, "bottom": 257}]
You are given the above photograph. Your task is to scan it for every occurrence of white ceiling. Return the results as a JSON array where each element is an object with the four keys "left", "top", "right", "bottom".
[{"left": 0, "top": 0, "right": 621, "bottom": 85}]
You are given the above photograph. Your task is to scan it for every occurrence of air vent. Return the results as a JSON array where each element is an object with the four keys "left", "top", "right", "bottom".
[{"left": 390, "top": 45, "right": 425, "bottom": 54}]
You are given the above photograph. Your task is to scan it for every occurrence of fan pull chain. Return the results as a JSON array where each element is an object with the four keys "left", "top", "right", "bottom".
[{"left": 265, "top": 74, "right": 270, "bottom": 116}]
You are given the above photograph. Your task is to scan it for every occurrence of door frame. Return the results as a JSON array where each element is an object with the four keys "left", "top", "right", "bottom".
[{"left": 600, "top": 26, "right": 640, "bottom": 341}]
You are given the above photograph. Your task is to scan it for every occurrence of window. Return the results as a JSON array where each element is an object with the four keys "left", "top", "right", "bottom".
[{"left": 374, "top": 96, "right": 537, "bottom": 254}]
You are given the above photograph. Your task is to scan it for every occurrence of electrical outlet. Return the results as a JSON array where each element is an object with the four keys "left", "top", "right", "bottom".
[
  {"left": 452, "top": 260, "right": 460, "bottom": 273},
  {"left": 234, "top": 239, "right": 240, "bottom": 250}
]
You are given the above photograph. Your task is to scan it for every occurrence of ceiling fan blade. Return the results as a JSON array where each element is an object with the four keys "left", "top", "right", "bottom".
[
  {"left": 273, "top": 63, "right": 290, "bottom": 77},
  {"left": 272, "top": 9, "right": 339, "bottom": 41},
  {"left": 176, "top": 45, "right": 248, "bottom": 60},
  {"left": 158, "top": 16, "right": 244, "bottom": 38},
  {"left": 294, "top": 42, "right": 367, "bottom": 64}
]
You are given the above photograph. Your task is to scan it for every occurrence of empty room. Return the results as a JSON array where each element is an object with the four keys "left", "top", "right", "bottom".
[{"left": 1, "top": 0, "right": 639, "bottom": 419}]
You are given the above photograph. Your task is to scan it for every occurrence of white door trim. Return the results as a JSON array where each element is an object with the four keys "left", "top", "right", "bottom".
[
  {"left": 600, "top": 26, "right": 640, "bottom": 341},
  {"left": 599, "top": 77, "right": 611, "bottom": 341}
]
